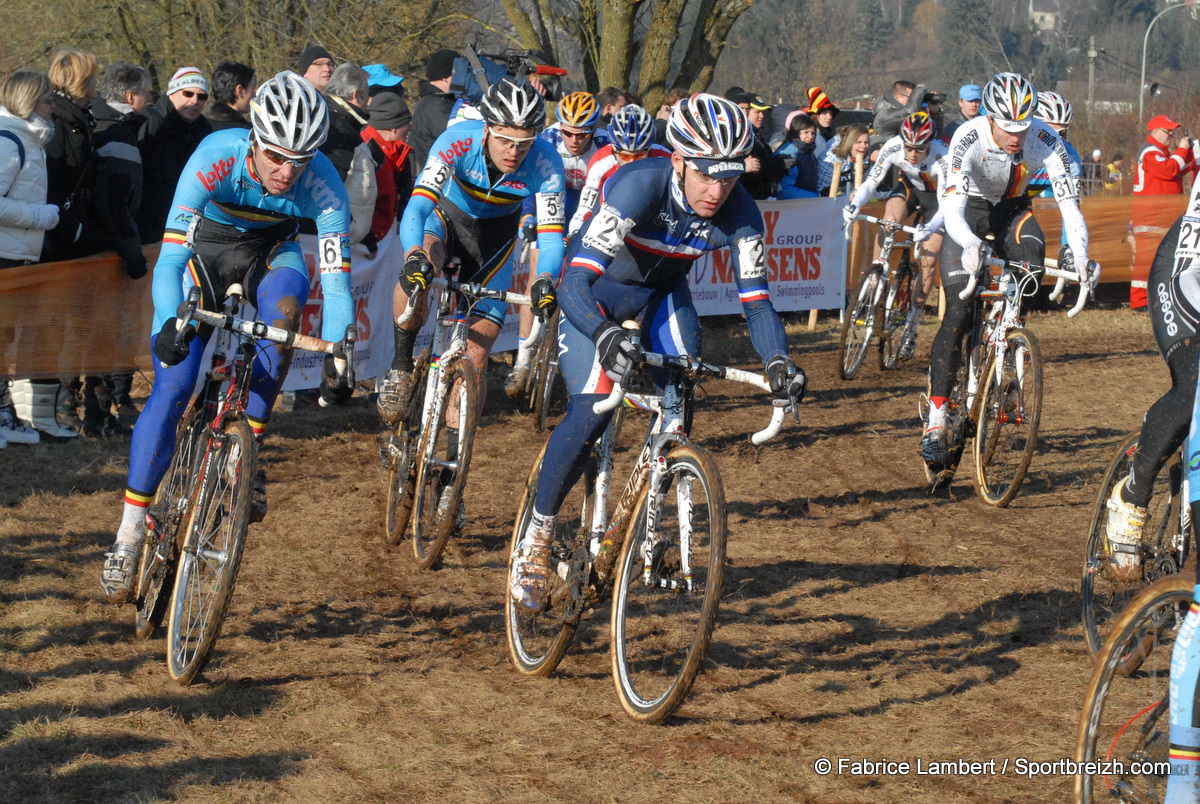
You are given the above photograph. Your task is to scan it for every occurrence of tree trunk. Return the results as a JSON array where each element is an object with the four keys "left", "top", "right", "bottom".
[
  {"left": 499, "top": 0, "right": 546, "bottom": 52},
  {"left": 675, "top": 0, "right": 753, "bottom": 92},
  {"left": 637, "top": 0, "right": 689, "bottom": 109},
  {"left": 598, "top": 0, "right": 637, "bottom": 90}
]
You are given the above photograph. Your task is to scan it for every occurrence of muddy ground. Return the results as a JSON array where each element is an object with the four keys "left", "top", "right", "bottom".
[{"left": 0, "top": 308, "right": 1166, "bottom": 803}]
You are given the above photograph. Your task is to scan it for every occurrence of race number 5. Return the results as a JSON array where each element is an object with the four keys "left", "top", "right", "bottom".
[
  {"left": 537, "top": 191, "right": 565, "bottom": 227},
  {"left": 417, "top": 158, "right": 453, "bottom": 194}
]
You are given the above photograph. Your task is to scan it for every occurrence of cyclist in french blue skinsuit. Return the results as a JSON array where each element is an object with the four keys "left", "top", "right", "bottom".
[
  {"left": 101, "top": 72, "right": 355, "bottom": 604},
  {"left": 375, "top": 78, "right": 566, "bottom": 425},
  {"left": 508, "top": 93, "right": 808, "bottom": 612}
]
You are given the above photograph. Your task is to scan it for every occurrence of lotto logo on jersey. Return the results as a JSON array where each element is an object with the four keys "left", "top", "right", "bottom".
[
  {"left": 438, "top": 138, "right": 474, "bottom": 163},
  {"left": 196, "top": 157, "right": 237, "bottom": 192}
]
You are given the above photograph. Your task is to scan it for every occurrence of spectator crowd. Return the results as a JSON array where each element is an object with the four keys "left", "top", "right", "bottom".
[{"left": 0, "top": 44, "right": 1195, "bottom": 447}]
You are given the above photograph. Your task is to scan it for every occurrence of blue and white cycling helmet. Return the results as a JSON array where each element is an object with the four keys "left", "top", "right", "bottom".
[
  {"left": 607, "top": 104, "right": 656, "bottom": 153},
  {"left": 250, "top": 70, "right": 329, "bottom": 154},
  {"left": 666, "top": 93, "right": 754, "bottom": 178}
]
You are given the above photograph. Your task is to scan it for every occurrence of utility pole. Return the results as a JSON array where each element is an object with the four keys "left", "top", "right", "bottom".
[{"left": 1087, "top": 36, "right": 1097, "bottom": 125}]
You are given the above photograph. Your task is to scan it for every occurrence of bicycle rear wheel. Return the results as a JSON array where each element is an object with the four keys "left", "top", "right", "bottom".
[
  {"left": 411, "top": 357, "right": 477, "bottom": 569},
  {"left": 1082, "top": 432, "right": 1183, "bottom": 659},
  {"left": 839, "top": 265, "right": 882, "bottom": 380},
  {"left": 879, "top": 256, "right": 913, "bottom": 370},
  {"left": 166, "top": 417, "right": 255, "bottom": 685},
  {"left": 611, "top": 443, "right": 726, "bottom": 723},
  {"left": 972, "top": 328, "right": 1043, "bottom": 506},
  {"left": 135, "top": 400, "right": 209, "bottom": 640},
  {"left": 383, "top": 355, "right": 429, "bottom": 547},
  {"left": 505, "top": 440, "right": 592, "bottom": 676},
  {"left": 1074, "top": 573, "right": 1190, "bottom": 803}
]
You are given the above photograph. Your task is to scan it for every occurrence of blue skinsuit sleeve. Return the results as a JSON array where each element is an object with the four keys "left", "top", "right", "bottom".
[
  {"left": 304, "top": 159, "right": 355, "bottom": 343},
  {"left": 725, "top": 191, "right": 791, "bottom": 365}
]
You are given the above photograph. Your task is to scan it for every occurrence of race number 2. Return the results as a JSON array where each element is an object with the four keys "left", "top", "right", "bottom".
[
  {"left": 737, "top": 235, "right": 767, "bottom": 280},
  {"left": 582, "top": 204, "right": 634, "bottom": 256}
]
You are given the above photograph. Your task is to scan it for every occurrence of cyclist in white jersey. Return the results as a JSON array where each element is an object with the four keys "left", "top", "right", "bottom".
[
  {"left": 843, "top": 111, "right": 948, "bottom": 359},
  {"left": 920, "top": 72, "right": 1095, "bottom": 473},
  {"left": 507, "top": 92, "right": 602, "bottom": 395}
]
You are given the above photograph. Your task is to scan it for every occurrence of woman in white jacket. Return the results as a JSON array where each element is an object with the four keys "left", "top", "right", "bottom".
[
  {"left": 0, "top": 69, "right": 62, "bottom": 446},
  {"left": 0, "top": 70, "right": 59, "bottom": 266}
]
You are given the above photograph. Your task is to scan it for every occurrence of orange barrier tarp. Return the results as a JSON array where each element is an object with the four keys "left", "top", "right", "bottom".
[{"left": 0, "top": 246, "right": 158, "bottom": 379}]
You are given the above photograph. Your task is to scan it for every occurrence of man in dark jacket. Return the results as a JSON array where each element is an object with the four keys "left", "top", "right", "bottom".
[
  {"left": 136, "top": 67, "right": 212, "bottom": 243},
  {"left": 872, "top": 79, "right": 924, "bottom": 140},
  {"left": 86, "top": 61, "right": 153, "bottom": 437},
  {"left": 730, "top": 90, "right": 786, "bottom": 200},
  {"left": 204, "top": 61, "right": 255, "bottom": 131},
  {"left": 407, "top": 49, "right": 459, "bottom": 174}
]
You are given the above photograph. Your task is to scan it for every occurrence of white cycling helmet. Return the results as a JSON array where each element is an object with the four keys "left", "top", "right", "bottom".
[
  {"left": 982, "top": 72, "right": 1037, "bottom": 133},
  {"left": 1035, "top": 91, "right": 1074, "bottom": 128},
  {"left": 666, "top": 93, "right": 754, "bottom": 178},
  {"left": 250, "top": 70, "right": 329, "bottom": 153},
  {"left": 608, "top": 104, "right": 656, "bottom": 153},
  {"left": 479, "top": 77, "right": 546, "bottom": 130}
]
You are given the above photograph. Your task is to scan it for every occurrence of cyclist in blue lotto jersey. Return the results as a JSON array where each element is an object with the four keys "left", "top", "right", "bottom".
[
  {"left": 101, "top": 72, "right": 355, "bottom": 604},
  {"left": 507, "top": 93, "right": 807, "bottom": 612},
  {"left": 506, "top": 91, "right": 601, "bottom": 395},
  {"left": 376, "top": 78, "right": 566, "bottom": 424}
]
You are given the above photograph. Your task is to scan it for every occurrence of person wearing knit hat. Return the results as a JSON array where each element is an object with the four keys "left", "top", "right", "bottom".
[
  {"left": 806, "top": 87, "right": 838, "bottom": 155},
  {"left": 298, "top": 44, "right": 335, "bottom": 90},
  {"left": 369, "top": 92, "right": 412, "bottom": 130},
  {"left": 408, "top": 49, "right": 461, "bottom": 172},
  {"left": 166, "top": 67, "right": 209, "bottom": 123},
  {"left": 135, "top": 66, "right": 213, "bottom": 243},
  {"left": 425, "top": 49, "right": 458, "bottom": 82}
]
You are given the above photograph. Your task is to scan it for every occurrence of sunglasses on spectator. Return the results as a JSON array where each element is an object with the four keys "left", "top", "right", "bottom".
[
  {"left": 180, "top": 90, "right": 209, "bottom": 101},
  {"left": 310, "top": 59, "right": 336, "bottom": 69},
  {"left": 257, "top": 141, "right": 315, "bottom": 168},
  {"left": 490, "top": 131, "right": 537, "bottom": 152}
]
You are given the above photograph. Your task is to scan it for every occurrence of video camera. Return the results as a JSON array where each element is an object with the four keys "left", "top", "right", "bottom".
[
  {"left": 922, "top": 91, "right": 946, "bottom": 106},
  {"left": 449, "top": 44, "right": 569, "bottom": 105}
]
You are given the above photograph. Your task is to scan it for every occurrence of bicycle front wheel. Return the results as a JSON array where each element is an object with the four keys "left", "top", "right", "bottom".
[
  {"left": 530, "top": 313, "right": 564, "bottom": 433},
  {"left": 505, "top": 439, "right": 592, "bottom": 676},
  {"left": 1074, "top": 573, "right": 1190, "bottom": 803},
  {"left": 1082, "top": 432, "right": 1183, "bottom": 659},
  {"left": 838, "top": 265, "right": 882, "bottom": 380},
  {"left": 384, "top": 356, "right": 429, "bottom": 546},
  {"left": 411, "top": 357, "right": 477, "bottom": 569},
  {"left": 972, "top": 328, "right": 1043, "bottom": 507},
  {"left": 611, "top": 443, "right": 726, "bottom": 723},
  {"left": 879, "top": 257, "right": 913, "bottom": 370},
  {"left": 136, "top": 402, "right": 209, "bottom": 640},
  {"left": 166, "top": 417, "right": 255, "bottom": 685}
]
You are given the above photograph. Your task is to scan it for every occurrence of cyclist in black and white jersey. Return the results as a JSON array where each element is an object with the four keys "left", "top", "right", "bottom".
[
  {"left": 920, "top": 72, "right": 1095, "bottom": 473},
  {"left": 843, "top": 111, "right": 948, "bottom": 358},
  {"left": 1103, "top": 177, "right": 1200, "bottom": 580}
]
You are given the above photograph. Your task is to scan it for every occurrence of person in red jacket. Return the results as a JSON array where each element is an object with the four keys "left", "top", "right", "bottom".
[
  {"left": 1130, "top": 115, "right": 1197, "bottom": 307},
  {"left": 1134, "top": 115, "right": 1195, "bottom": 195},
  {"left": 360, "top": 92, "right": 413, "bottom": 253}
]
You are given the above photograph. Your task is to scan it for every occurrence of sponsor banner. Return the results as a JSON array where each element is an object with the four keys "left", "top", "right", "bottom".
[{"left": 688, "top": 198, "right": 847, "bottom": 314}]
